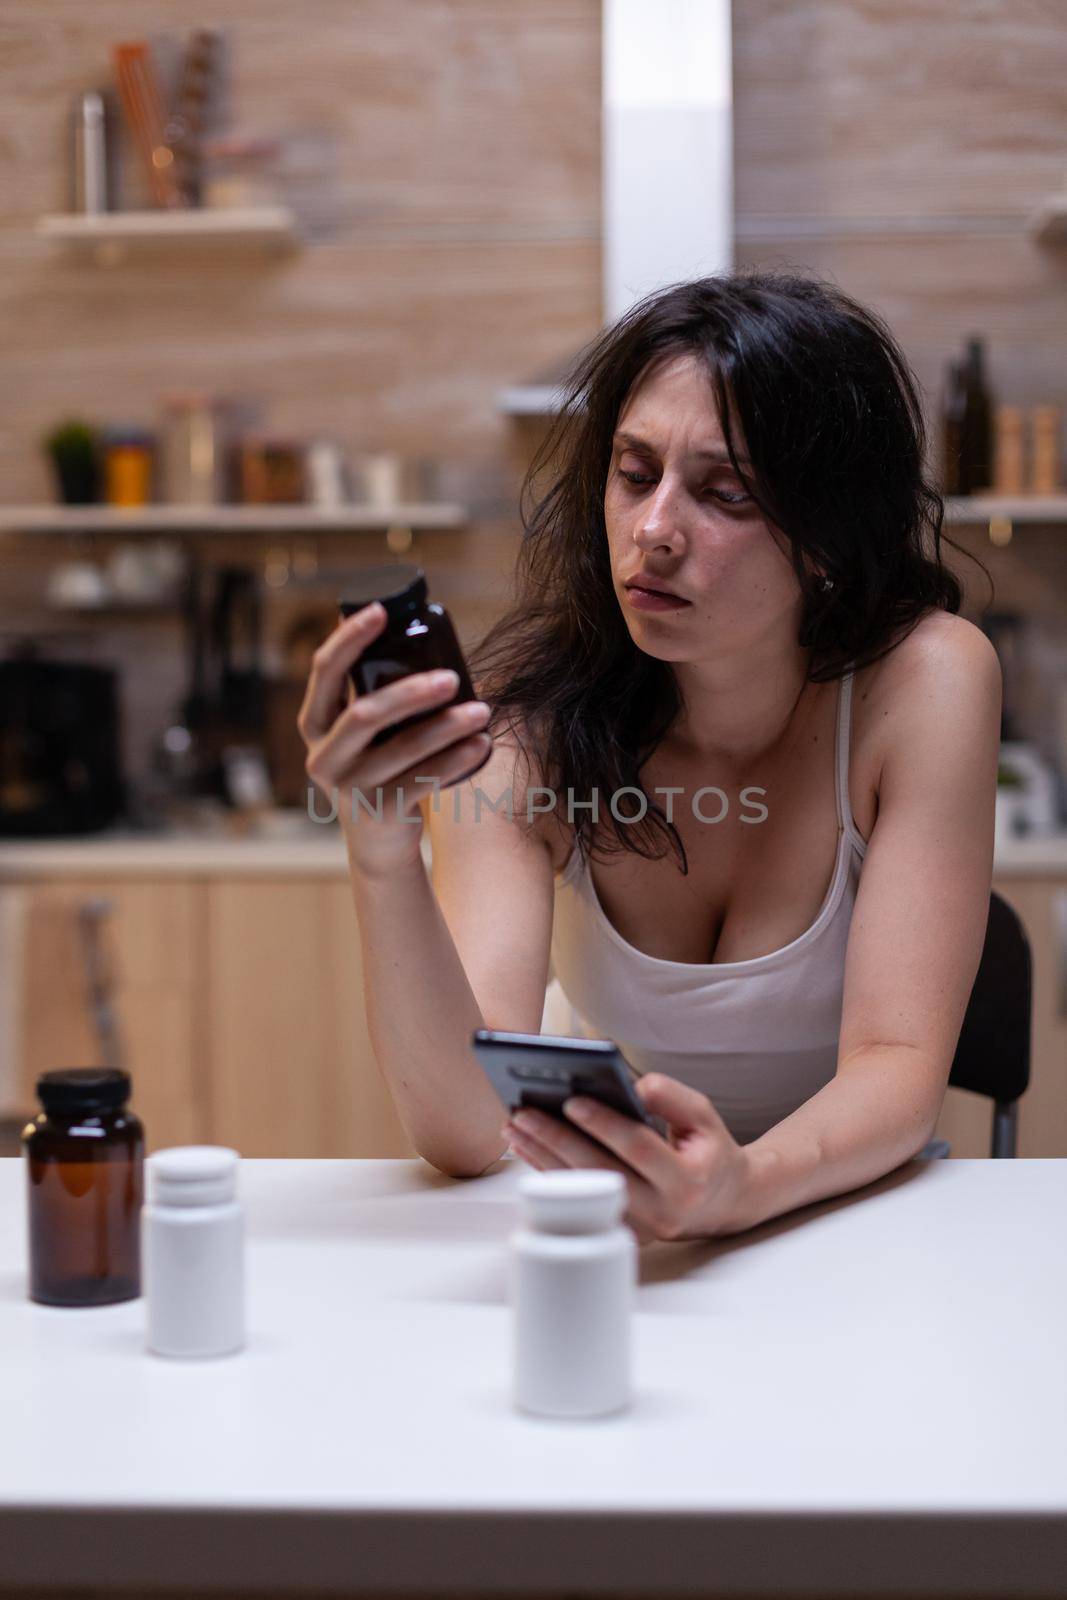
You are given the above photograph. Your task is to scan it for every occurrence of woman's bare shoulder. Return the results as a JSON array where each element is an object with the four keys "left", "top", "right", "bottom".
[{"left": 854, "top": 610, "right": 1002, "bottom": 778}]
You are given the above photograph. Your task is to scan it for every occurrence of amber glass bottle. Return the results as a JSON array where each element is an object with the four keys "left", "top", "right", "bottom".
[
  {"left": 339, "top": 564, "right": 491, "bottom": 777},
  {"left": 940, "top": 358, "right": 967, "bottom": 494},
  {"left": 960, "top": 336, "right": 993, "bottom": 492},
  {"left": 22, "top": 1068, "right": 144, "bottom": 1307}
]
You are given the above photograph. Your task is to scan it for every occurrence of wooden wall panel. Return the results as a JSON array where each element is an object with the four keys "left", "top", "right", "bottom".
[
  {"left": 732, "top": 0, "right": 1067, "bottom": 221},
  {"left": 0, "top": 0, "right": 600, "bottom": 782}
]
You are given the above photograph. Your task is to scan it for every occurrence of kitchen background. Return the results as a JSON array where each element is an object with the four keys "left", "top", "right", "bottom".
[{"left": 2, "top": 1, "right": 1066, "bottom": 1162}]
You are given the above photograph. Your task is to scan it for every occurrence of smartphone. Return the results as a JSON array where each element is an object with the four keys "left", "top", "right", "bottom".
[{"left": 471, "top": 1028, "right": 668, "bottom": 1139}]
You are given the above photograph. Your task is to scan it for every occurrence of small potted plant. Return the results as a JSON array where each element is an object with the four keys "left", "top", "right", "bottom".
[{"left": 44, "top": 418, "right": 100, "bottom": 505}]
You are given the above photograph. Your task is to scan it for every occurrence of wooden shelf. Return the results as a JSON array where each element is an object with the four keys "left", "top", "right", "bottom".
[
  {"left": 943, "top": 495, "right": 1067, "bottom": 524},
  {"left": 0, "top": 504, "right": 468, "bottom": 535},
  {"left": 43, "top": 600, "right": 182, "bottom": 618},
  {"left": 496, "top": 384, "right": 569, "bottom": 417},
  {"left": 10, "top": 497, "right": 1062, "bottom": 536},
  {"left": 37, "top": 207, "right": 298, "bottom": 261}
]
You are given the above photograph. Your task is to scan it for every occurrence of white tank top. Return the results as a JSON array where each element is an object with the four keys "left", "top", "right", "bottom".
[{"left": 543, "top": 669, "right": 869, "bottom": 1145}]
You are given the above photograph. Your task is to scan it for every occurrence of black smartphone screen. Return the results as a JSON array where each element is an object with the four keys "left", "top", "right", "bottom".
[{"left": 471, "top": 1028, "right": 666, "bottom": 1136}]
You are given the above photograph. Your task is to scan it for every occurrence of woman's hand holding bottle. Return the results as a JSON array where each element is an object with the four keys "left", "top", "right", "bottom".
[{"left": 297, "top": 601, "right": 492, "bottom": 878}]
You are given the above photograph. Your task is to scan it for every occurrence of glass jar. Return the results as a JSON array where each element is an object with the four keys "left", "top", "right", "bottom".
[
  {"left": 339, "top": 564, "right": 490, "bottom": 774},
  {"left": 103, "top": 429, "right": 154, "bottom": 507},
  {"left": 160, "top": 395, "right": 220, "bottom": 505},
  {"left": 22, "top": 1068, "right": 144, "bottom": 1307}
]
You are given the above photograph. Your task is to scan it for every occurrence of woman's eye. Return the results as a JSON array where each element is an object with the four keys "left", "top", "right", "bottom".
[{"left": 616, "top": 468, "right": 750, "bottom": 506}]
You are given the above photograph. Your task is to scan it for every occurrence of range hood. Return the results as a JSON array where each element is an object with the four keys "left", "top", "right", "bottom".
[{"left": 498, "top": 0, "right": 733, "bottom": 415}]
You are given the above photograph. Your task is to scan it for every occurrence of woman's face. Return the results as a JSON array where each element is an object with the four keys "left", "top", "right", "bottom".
[{"left": 603, "top": 352, "right": 803, "bottom": 663}]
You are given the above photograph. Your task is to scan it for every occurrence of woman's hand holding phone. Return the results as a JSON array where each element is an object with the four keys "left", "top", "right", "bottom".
[
  {"left": 504, "top": 1073, "right": 755, "bottom": 1245},
  {"left": 297, "top": 601, "right": 493, "bottom": 878}
]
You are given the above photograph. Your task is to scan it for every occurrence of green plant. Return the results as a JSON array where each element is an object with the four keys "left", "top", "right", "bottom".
[
  {"left": 43, "top": 417, "right": 100, "bottom": 504},
  {"left": 44, "top": 418, "right": 98, "bottom": 465}
]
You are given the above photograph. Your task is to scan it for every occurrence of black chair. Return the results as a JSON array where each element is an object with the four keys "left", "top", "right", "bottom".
[{"left": 919, "top": 891, "right": 1033, "bottom": 1159}]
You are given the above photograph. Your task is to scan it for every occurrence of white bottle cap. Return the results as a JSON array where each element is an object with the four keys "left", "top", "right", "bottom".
[
  {"left": 148, "top": 1145, "right": 240, "bottom": 1208},
  {"left": 517, "top": 1169, "right": 626, "bottom": 1234}
]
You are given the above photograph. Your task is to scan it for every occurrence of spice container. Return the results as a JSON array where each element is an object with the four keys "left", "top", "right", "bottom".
[
  {"left": 238, "top": 438, "right": 305, "bottom": 504},
  {"left": 161, "top": 395, "right": 220, "bottom": 505},
  {"left": 510, "top": 1170, "right": 635, "bottom": 1418},
  {"left": 22, "top": 1068, "right": 144, "bottom": 1307},
  {"left": 940, "top": 359, "right": 967, "bottom": 495},
  {"left": 103, "top": 428, "right": 154, "bottom": 507},
  {"left": 993, "top": 406, "right": 1025, "bottom": 496},
  {"left": 350, "top": 453, "right": 438, "bottom": 507},
  {"left": 1029, "top": 405, "right": 1062, "bottom": 495},
  {"left": 961, "top": 337, "right": 993, "bottom": 492},
  {"left": 339, "top": 563, "right": 490, "bottom": 772}
]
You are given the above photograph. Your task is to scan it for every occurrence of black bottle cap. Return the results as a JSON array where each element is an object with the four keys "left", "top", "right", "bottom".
[
  {"left": 339, "top": 564, "right": 427, "bottom": 622},
  {"left": 36, "top": 1068, "right": 131, "bottom": 1115}
]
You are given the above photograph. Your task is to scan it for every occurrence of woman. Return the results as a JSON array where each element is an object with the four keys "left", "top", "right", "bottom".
[{"left": 298, "top": 271, "right": 1001, "bottom": 1244}]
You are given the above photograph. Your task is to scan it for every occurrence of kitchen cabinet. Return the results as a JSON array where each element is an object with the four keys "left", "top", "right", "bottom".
[
  {"left": 933, "top": 873, "right": 1067, "bottom": 1158},
  {"left": 1, "top": 847, "right": 415, "bottom": 1160},
  {"left": 205, "top": 879, "right": 414, "bottom": 1158},
  {"left": 9, "top": 878, "right": 203, "bottom": 1147}
]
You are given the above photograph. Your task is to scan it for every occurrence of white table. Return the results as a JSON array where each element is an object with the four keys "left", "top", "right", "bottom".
[{"left": 1, "top": 1156, "right": 1064, "bottom": 1598}]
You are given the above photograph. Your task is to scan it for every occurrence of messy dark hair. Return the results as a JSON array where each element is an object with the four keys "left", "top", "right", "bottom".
[{"left": 469, "top": 270, "right": 987, "bottom": 874}]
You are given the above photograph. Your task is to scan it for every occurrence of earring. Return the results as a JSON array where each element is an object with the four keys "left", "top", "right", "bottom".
[{"left": 820, "top": 574, "right": 835, "bottom": 593}]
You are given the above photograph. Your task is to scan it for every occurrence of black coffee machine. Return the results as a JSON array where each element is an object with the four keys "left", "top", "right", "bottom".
[{"left": 0, "top": 649, "right": 125, "bottom": 835}]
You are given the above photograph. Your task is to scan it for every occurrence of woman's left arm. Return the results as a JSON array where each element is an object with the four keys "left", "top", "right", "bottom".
[{"left": 725, "top": 618, "right": 1003, "bottom": 1234}]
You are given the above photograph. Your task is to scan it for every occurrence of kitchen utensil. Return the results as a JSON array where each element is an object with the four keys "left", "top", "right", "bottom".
[
  {"left": 112, "top": 41, "right": 185, "bottom": 209},
  {"left": 107, "top": 544, "right": 180, "bottom": 603},
  {"left": 71, "top": 91, "right": 110, "bottom": 214},
  {"left": 46, "top": 561, "right": 110, "bottom": 608},
  {"left": 350, "top": 454, "right": 438, "bottom": 507},
  {"left": 163, "top": 28, "right": 222, "bottom": 206},
  {"left": 211, "top": 566, "right": 265, "bottom": 734},
  {"left": 263, "top": 677, "right": 312, "bottom": 808}
]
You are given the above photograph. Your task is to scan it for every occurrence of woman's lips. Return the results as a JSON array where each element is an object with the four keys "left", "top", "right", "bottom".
[{"left": 624, "top": 583, "right": 691, "bottom": 613}]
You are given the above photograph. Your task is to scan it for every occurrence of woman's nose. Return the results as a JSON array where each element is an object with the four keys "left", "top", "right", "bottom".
[{"left": 633, "top": 481, "right": 686, "bottom": 553}]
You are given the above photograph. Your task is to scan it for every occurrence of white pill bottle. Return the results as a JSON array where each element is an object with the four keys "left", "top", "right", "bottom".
[
  {"left": 143, "top": 1145, "right": 245, "bottom": 1359},
  {"left": 511, "top": 1169, "right": 636, "bottom": 1418}
]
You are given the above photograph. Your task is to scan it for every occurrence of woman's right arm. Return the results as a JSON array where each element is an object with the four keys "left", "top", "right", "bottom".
[{"left": 298, "top": 604, "right": 555, "bottom": 1179}]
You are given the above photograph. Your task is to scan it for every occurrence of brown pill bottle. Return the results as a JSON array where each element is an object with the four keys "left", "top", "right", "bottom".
[
  {"left": 339, "top": 563, "right": 492, "bottom": 778},
  {"left": 22, "top": 1068, "right": 144, "bottom": 1307}
]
